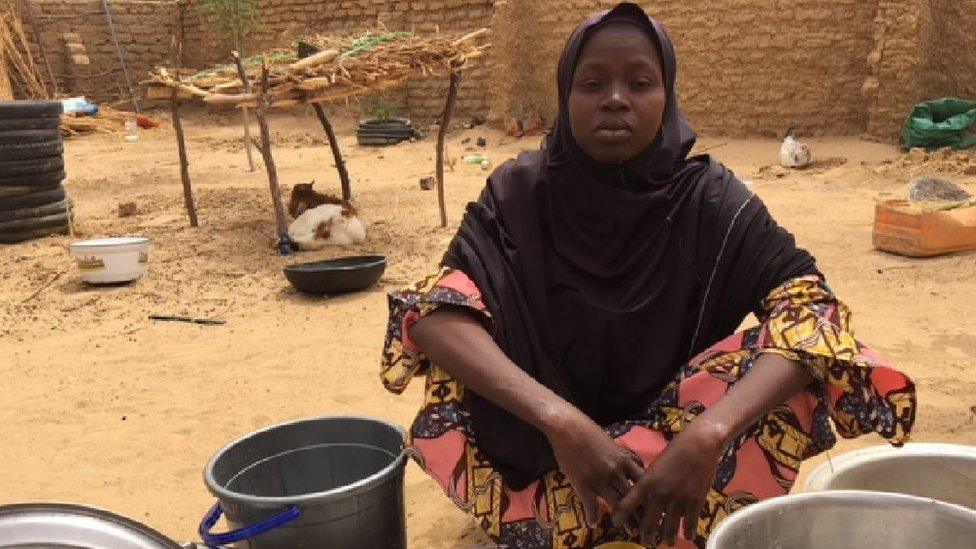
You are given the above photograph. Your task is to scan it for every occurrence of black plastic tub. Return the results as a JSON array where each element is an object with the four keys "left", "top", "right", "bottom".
[
  {"left": 200, "top": 416, "right": 408, "bottom": 549},
  {"left": 283, "top": 255, "right": 386, "bottom": 295}
]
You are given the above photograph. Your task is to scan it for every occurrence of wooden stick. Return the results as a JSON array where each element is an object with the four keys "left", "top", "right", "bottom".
[
  {"left": 21, "top": 268, "right": 68, "bottom": 303},
  {"left": 311, "top": 103, "right": 352, "bottom": 201},
  {"left": 171, "top": 33, "right": 198, "bottom": 227},
  {"left": 231, "top": 51, "right": 257, "bottom": 172},
  {"left": 236, "top": 52, "right": 292, "bottom": 253},
  {"left": 241, "top": 108, "right": 256, "bottom": 172},
  {"left": 435, "top": 66, "right": 461, "bottom": 228}
]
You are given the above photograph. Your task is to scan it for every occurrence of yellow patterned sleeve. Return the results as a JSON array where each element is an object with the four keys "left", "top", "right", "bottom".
[
  {"left": 380, "top": 267, "right": 492, "bottom": 394},
  {"left": 756, "top": 275, "right": 915, "bottom": 445}
]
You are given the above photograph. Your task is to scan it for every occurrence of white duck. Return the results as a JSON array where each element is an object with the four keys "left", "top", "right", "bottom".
[
  {"left": 780, "top": 124, "right": 813, "bottom": 169},
  {"left": 287, "top": 203, "right": 366, "bottom": 251}
]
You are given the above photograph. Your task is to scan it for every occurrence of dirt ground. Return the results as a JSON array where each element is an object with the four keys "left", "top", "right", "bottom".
[{"left": 1, "top": 109, "right": 974, "bottom": 547}]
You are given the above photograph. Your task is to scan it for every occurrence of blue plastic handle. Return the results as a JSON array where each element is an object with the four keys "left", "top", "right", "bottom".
[{"left": 198, "top": 502, "right": 301, "bottom": 547}]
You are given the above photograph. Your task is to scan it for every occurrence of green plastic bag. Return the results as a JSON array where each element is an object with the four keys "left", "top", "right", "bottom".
[{"left": 902, "top": 97, "right": 976, "bottom": 150}]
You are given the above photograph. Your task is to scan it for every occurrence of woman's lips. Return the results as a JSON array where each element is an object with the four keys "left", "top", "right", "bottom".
[{"left": 594, "top": 121, "right": 633, "bottom": 143}]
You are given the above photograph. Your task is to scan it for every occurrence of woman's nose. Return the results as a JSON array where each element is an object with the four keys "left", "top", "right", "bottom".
[{"left": 602, "top": 84, "right": 629, "bottom": 111}]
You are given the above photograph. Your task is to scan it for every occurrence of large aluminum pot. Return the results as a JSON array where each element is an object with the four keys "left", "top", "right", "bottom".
[
  {"left": 0, "top": 503, "right": 182, "bottom": 548},
  {"left": 804, "top": 443, "right": 976, "bottom": 509},
  {"left": 706, "top": 490, "right": 976, "bottom": 548}
]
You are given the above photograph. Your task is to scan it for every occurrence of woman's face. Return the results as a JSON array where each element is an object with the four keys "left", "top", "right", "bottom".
[{"left": 568, "top": 23, "right": 666, "bottom": 164}]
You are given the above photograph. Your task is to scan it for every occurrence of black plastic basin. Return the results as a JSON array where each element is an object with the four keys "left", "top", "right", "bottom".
[{"left": 284, "top": 255, "right": 386, "bottom": 295}]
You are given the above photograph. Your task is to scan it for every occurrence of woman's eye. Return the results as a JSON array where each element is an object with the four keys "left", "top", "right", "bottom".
[
  {"left": 578, "top": 80, "right": 602, "bottom": 92},
  {"left": 632, "top": 79, "right": 655, "bottom": 91}
]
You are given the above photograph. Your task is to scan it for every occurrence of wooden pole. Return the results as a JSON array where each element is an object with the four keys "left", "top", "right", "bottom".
[
  {"left": 311, "top": 103, "right": 352, "bottom": 201},
  {"left": 172, "top": 101, "right": 198, "bottom": 227},
  {"left": 435, "top": 66, "right": 461, "bottom": 228},
  {"left": 234, "top": 51, "right": 293, "bottom": 253},
  {"left": 241, "top": 107, "right": 256, "bottom": 172},
  {"left": 171, "top": 34, "right": 198, "bottom": 227},
  {"left": 233, "top": 38, "right": 257, "bottom": 172}
]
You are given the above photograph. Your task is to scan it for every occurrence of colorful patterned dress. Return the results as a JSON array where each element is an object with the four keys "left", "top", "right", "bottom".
[{"left": 380, "top": 269, "right": 916, "bottom": 548}]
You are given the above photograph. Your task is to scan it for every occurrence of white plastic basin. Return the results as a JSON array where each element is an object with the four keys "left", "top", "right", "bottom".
[{"left": 70, "top": 237, "right": 150, "bottom": 284}]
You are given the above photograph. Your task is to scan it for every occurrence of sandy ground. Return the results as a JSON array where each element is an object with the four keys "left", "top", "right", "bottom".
[{"left": 1, "top": 109, "right": 974, "bottom": 547}]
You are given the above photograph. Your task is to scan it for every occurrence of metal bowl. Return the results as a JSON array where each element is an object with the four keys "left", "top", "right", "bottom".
[
  {"left": 706, "top": 490, "right": 976, "bottom": 549},
  {"left": 283, "top": 255, "right": 386, "bottom": 295},
  {"left": 804, "top": 443, "right": 976, "bottom": 509},
  {"left": 0, "top": 503, "right": 182, "bottom": 548}
]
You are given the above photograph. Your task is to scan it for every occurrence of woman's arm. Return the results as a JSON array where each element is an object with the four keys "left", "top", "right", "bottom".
[
  {"left": 613, "top": 353, "right": 813, "bottom": 546},
  {"left": 411, "top": 307, "right": 644, "bottom": 524}
]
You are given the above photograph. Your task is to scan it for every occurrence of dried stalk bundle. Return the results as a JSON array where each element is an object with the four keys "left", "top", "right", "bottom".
[
  {"left": 0, "top": 4, "right": 48, "bottom": 99},
  {"left": 144, "top": 29, "right": 489, "bottom": 107}
]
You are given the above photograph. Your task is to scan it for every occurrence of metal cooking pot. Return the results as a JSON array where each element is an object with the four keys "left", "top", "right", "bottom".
[
  {"left": 804, "top": 443, "right": 976, "bottom": 509},
  {"left": 0, "top": 503, "right": 183, "bottom": 548},
  {"left": 706, "top": 490, "right": 976, "bottom": 548}
]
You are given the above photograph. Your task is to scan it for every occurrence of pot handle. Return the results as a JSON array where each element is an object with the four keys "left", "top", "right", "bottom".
[{"left": 198, "top": 502, "right": 301, "bottom": 547}]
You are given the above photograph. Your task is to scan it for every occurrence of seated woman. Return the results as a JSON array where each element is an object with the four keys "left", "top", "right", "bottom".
[{"left": 380, "top": 3, "right": 916, "bottom": 547}]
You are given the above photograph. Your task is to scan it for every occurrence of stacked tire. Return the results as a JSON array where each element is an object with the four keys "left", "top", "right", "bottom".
[
  {"left": 0, "top": 100, "right": 71, "bottom": 244},
  {"left": 356, "top": 117, "right": 417, "bottom": 146}
]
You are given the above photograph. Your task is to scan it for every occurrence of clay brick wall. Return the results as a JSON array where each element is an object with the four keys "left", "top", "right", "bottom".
[
  {"left": 13, "top": 0, "right": 179, "bottom": 104},
  {"left": 11, "top": 0, "right": 972, "bottom": 139},
  {"left": 866, "top": 0, "right": 976, "bottom": 141},
  {"left": 490, "top": 0, "right": 879, "bottom": 137},
  {"left": 180, "top": 0, "right": 492, "bottom": 123}
]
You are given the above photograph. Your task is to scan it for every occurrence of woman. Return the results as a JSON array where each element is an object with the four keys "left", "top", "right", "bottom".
[{"left": 380, "top": 3, "right": 916, "bottom": 547}]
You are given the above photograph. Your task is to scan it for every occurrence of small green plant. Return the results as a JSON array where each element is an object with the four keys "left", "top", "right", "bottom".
[
  {"left": 196, "top": 0, "right": 262, "bottom": 54},
  {"left": 364, "top": 97, "right": 402, "bottom": 121}
]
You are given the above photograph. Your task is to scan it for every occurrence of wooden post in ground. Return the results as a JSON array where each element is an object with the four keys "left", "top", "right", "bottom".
[
  {"left": 171, "top": 35, "right": 198, "bottom": 227},
  {"left": 241, "top": 107, "right": 256, "bottom": 172},
  {"left": 311, "top": 103, "right": 352, "bottom": 201},
  {"left": 171, "top": 100, "right": 198, "bottom": 227},
  {"left": 234, "top": 51, "right": 293, "bottom": 253},
  {"left": 435, "top": 65, "right": 461, "bottom": 228},
  {"left": 230, "top": 50, "right": 256, "bottom": 171}
]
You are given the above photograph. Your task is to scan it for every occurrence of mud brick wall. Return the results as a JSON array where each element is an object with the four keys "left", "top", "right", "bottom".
[
  {"left": 14, "top": 0, "right": 179, "bottom": 103},
  {"left": 491, "top": 0, "right": 880, "bottom": 137},
  {"left": 181, "top": 0, "right": 493, "bottom": 123},
  {"left": 866, "top": 0, "right": 976, "bottom": 141},
  {"left": 12, "top": 0, "right": 972, "bottom": 139}
]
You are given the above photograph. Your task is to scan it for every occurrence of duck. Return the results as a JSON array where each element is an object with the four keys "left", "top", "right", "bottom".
[{"left": 780, "top": 124, "right": 813, "bottom": 169}]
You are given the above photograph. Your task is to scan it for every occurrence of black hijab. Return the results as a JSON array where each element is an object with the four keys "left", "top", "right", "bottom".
[{"left": 443, "top": 2, "right": 818, "bottom": 489}]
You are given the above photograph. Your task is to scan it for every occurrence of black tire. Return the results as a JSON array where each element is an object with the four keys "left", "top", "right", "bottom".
[
  {"left": 357, "top": 136, "right": 401, "bottom": 146},
  {"left": 0, "top": 198, "right": 71, "bottom": 222},
  {"left": 0, "top": 211, "right": 71, "bottom": 232},
  {"left": 0, "top": 169, "right": 66, "bottom": 188},
  {"left": 0, "top": 225, "right": 69, "bottom": 244},
  {"left": 359, "top": 122, "right": 414, "bottom": 132},
  {"left": 0, "top": 140, "right": 64, "bottom": 160},
  {"left": 0, "top": 100, "right": 63, "bottom": 120},
  {"left": 0, "top": 117, "right": 62, "bottom": 131},
  {"left": 0, "top": 186, "right": 65, "bottom": 211},
  {"left": 0, "top": 129, "right": 63, "bottom": 145},
  {"left": 0, "top": 156, "right": 64, "bottom": 177},
  {"left": 360, "top": 117, "right": 411, "bottom": 127},
  {"left": 0, "top": 184, "right": 60, "bottom": 198},
  {"left": 357, "top": 128, "right": 415, "bottom": 138}
]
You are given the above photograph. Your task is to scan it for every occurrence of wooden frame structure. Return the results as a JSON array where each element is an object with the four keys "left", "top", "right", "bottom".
[{"left": 146, "top": 29, "right": 486, "bottom": 254}]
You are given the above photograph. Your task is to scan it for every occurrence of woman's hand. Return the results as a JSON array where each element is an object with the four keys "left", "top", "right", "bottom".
[
  {"left": 542, "top": 408, "right": 645, "bottom": 526},
  {"left": 612, "top": 420, "right": 726, "bottom": 546}
]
